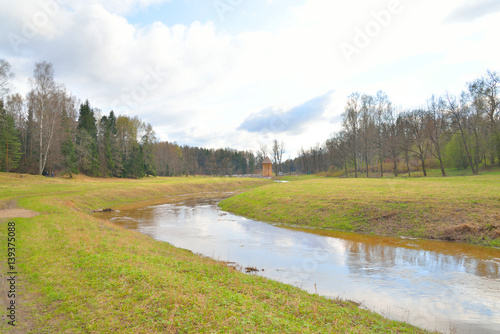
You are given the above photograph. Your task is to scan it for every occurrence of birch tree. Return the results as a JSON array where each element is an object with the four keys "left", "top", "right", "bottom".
[
  {"left": 0, "top": 59, "right": 14, "bottom": 99},
  {"left": 29, "top": 62, "right": 60, "bottom": 175}
]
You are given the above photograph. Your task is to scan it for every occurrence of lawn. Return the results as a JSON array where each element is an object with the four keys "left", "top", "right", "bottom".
[
  {"left": 0, "top": 173, "right": 429, "bottom": 333},
  {"left": 220, "top": 172, "right": 500, "bottom": 246}
]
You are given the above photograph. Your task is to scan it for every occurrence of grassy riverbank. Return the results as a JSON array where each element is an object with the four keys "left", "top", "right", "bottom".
[
  {"left": 0, "top": 173, "right": 428, "bottom": 333},
  {"left": 220, "top": 173, "right": 500, "bottom": 247}
]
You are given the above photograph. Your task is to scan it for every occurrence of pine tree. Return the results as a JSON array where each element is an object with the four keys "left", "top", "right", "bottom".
[
  {"left": 76, "top": 100, "right": 99, "bottom": 176},
  {"left": 124, "top": 144, "right": 145, "bottom": 178},
  {"left": 0, "top": 101, "right": 22, "bottom": 172},
  {"left": 24, "top": 105, "right": 37, "bottom": 173},
  {"left": 77, "top": 100, "right": 97, "bottom": 136},
  {"left": 60, "top": 104, "right": 78, "bottom": 177},
  {"left": 98, "top": 111, "right": 122, "bottom": 177},
  {"left": 107, "top": 111, "right": 122, "bottom": 176}
]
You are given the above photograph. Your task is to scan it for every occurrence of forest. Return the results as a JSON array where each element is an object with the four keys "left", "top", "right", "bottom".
[
  {"left": 0, "top": 60, "right": 258, "bottom": 178},
  {"left": 1, "top": 58, "right": 499, "bottom": 178}
]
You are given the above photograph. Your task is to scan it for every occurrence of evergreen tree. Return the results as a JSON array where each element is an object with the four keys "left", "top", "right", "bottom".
[
  {"left": 107, "top": 111, "right": 122, "bottom": 176},
  {"left": 24, "top": 104, "right": 37, "bottom": 173},
  {"left": 98, "top": 115, "right": 110, "bottom": 176},
  {"left": 76, "top": 100, "right": 99, "bottom": 176},
  {"left": 98, "top": 111, "right": 122, "bottom": 177},
  {"left": 60, "top": 104, "right": 78, "bottom": 177},
  {"left": 77, "top": 100, "right": 97, "bottom": 136},
  {"left": 0, "top": 101, "right": 22, "bottom": 172},
  {"left": 124, "top": 144, "right": 145, "bottom": 178}
]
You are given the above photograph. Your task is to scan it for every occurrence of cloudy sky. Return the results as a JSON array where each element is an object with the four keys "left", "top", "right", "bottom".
[{"left": 1, "top": 0, "right": 499, "bottom": 158}]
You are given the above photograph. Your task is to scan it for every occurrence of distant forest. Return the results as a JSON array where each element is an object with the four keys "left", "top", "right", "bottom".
[{"left": 1, "top": 59, "right": 499, "bottom": 178}]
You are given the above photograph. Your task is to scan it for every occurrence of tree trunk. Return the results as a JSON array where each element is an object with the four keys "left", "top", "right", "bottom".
[
  {"left": 434, "top": 139, "right": 446, "bottom": 177},
  {"left": 405, "top": 152, "right": 410, "bottom": 177},
  {"left": 380, "top": 156, "right": 384, "bottom": 177},
  {"left": 5, "top": 136, "right": 8, "bottom": 173},
  {"left": 39, "top": 121, "right": 43, "bottom": 174},
  {"left": 439, "top": 157, "right": 446, "bottom": 177},
  {"left": 353, "top": 154, "right": 357, "bottom": 178},
  {"left": 421, "top": 158, "right": 427, "bottom": 177},
  {"left": 365, "top": 155, "right": 369, "bottom": 178},
  {"left": 458, "top": 128, "right": 476, "bottom": 175}
]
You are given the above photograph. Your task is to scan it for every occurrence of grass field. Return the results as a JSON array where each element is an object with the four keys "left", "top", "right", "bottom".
[
  {"left": 220, "top": 172, "right": 500, "bottom": 247},
  {"left": 0, "top": 173, "right": 429, "bottom": 333}
]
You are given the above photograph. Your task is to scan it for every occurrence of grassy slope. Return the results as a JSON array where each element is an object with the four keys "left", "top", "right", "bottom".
[
  {"left": 0, "top": 173, "right": 428, "bottom": 333},
  {"left": 220, "top": 173, "right": 500, "bottom": 247}
]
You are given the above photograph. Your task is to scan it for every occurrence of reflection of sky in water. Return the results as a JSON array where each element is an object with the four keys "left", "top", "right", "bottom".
[{"left": 103, "top": 199, "right": 500, "bottom": 334}]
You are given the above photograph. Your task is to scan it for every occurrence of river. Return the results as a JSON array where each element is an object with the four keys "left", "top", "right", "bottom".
[{"left": 97, "top": 196, "right": 500, "bottom": 334}]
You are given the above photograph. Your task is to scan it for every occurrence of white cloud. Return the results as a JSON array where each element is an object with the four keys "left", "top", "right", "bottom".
[
  {"left": 65, "top": 0, "right": 172, "bottom": 16},
  {"left": 1, "top": 0, "right": 498, "bottom": 156}
]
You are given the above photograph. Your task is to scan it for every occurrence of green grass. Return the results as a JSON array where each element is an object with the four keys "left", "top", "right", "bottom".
[
  {"left": 280, "top": 175, "right": 323, "bottom": 182},
  {"left": 323, "top": 166, "right": 500, "bottom": 179},
  {"left": 220, "top": 171, "right": 500, "bottom": 247},
  {"left": 0, "top": 173, "right": 429, "bottom": 333}
]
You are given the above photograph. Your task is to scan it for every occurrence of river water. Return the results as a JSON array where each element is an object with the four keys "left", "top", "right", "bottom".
[{"left": 98, "top": 196, "right": 500, "bottom": 334}]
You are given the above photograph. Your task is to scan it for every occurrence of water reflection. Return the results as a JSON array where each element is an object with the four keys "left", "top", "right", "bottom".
[{"left": 98, "top": 198, "right": 500, "bottom": 334}]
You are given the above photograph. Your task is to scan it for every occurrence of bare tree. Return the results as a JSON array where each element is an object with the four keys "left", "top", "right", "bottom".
[
  {"left": 342, "top": 92, "right": 361, "bottom": 178},
  {"left": 426, "top": 96, "right": 448, "bottom": 176},
  {"left": 374, "top": 91, "right": 390, "bottom": 177},
  {"left": 28, "top": 62, "right": 64, "bottom": 175},
  {"left": 468, "top": 71, "right": 500, "bottom": 166},
  {"left": 397, "top": 114, "right": 412, "bottom": 177},
  {"left": 446, "top": 93, "right": 477, "bottom": 174},
  {"left": 256, "top": 144, "right": 268, "bottom": 167},
  {"left": 359, "top": 94, "right": 375, "bottom": 177},
  {"left": 404, "top": 109, "right": 431, "bottom": 176},
  {"left": 299, "top": 147, "right": 309, "bottom": 174},
  {"left": 0, "top": 59, "right": 14, "bottom": 99},
  {"left": 272, "top": 139, "right": 285, "bottom": 175},
  {"left": 385, "top": 105, "right": 401, "bottom": 176},
  {"left": 464, "top": 88, "right": 486, "bottom": 173},
  {"left": 326, "top": 131, "right": 349, "bottom": 177}
]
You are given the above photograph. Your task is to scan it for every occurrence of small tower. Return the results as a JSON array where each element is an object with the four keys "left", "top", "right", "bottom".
[{"left": 262, "top": 157, "right": 272, "bottom": 177}]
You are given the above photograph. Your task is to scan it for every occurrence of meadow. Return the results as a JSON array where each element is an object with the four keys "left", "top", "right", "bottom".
[
  {"left": 0, "top": 173, "right": 429, "bottom": 333},
  {"left": 220, "top": 172, "right": 500, "bottom": 247}
]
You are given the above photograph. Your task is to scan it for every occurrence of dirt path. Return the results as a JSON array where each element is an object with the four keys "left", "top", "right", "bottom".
[
  {"left": 0, "top": 209, "right": 39, "bottom": 219},
  {"left": 0, "top": 210, "right": 37, "bottom": 332}
]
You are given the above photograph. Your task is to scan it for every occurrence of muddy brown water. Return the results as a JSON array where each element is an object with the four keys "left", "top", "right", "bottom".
[{"left": 97, "top": 196, "right": 500, "bottom": 334}]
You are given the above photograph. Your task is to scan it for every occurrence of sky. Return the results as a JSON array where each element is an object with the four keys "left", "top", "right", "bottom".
[{"left": 1, "top": 0, "right": 499, "bottom": 159}]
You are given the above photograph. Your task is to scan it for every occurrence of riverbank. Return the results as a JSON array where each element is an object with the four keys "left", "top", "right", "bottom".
[
  {"left": 0, "top": 173, "right": 428, "bottom": 333},
  {"left": 219, "top": 173, "right": 500, "bottom": 247}
]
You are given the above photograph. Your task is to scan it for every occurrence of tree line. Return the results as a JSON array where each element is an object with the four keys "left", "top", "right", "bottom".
[
  {"left": 154, "top": 143, "right": 257, "bottom": 176},
  {"left": 3, "top": 59, "right": 497, "bottom": 178},
  {"left": 287, "top": 70, "right": 499, "bottom": 177},
  {"left": 0, "top": 60, "right": 263, "bottom": 178}
]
